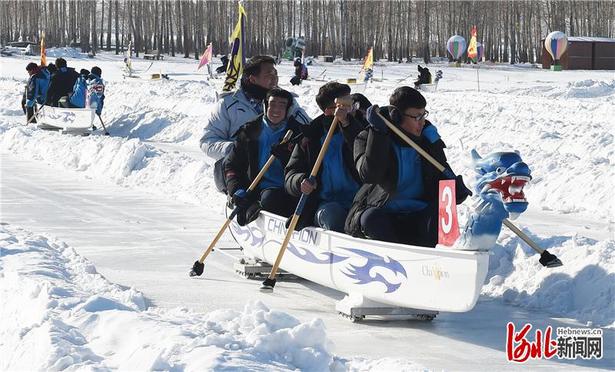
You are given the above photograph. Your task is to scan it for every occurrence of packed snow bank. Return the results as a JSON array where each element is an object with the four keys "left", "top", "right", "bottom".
[
  {"left": 46, "top": 47, "right": 89, "bottom": 59},
  {"left": 483, "top": 231, "right": 615, "bottom": 328},
  {"left": 0, "top": 125, "right": 220, "bottom": 208},
  {"left": 1, "top": 224, "right": 413, "bottom": 371}
]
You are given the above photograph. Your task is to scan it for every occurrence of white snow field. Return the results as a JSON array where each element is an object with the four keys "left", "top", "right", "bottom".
[{"left": 1, "top": 49, "right": 614, "bottom": 371}]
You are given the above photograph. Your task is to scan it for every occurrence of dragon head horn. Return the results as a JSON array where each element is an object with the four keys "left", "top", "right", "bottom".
[{"left": 471, "top": 149, "right": 483, "bottom": 161}]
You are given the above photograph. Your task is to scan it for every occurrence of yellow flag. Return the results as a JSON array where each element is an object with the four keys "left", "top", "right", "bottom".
[
  {"left": 467, "top": 26, "right": 478, "bottom": 62},
  {"left": 40, "top": 33, "right": 46, "bottom": 66},
  {"left": 223, "top": 2, "right": 247, "bottom": 92},
  {"left": 361, "top": 47, "right": 373, "bottom": 71}
]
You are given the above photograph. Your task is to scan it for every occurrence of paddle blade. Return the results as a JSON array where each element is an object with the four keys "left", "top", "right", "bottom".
[
  {"left": 260, "top": 277, "right": 276, "bottom": 292},
  {"left": 539, "top": 250, "right": 563, "bottom": 268},
  {"left": 189, "top": 261, "right": 204, "bottom": 277}
]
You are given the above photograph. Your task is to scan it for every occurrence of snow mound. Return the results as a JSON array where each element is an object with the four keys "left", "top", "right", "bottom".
[
  {"left": 0, "top": 125, "right": 219, "bottom": 207},
  {"left": 0, "top": 224, "right": 406, "bottom": 371},
  {"left": 105, "top": 79, "right": 217, "bottom": 143},
  {"left": 562, "top": 79, "right": 615, "bottom": 99},
  {"left": 484, "top": 232, "right": 615, "bottom": 328},
  {"left": 46, "top": 47, "right": 89, "bottom": 59}
]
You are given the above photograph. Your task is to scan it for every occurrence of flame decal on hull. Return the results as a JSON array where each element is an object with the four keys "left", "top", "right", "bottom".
[
  {"left": 285, "top": 241, "right": 348, "bottom": 264},
  {"left": 339, "top": 248, "right": 407, "bottom": 293},
  {"left": 230, "top": 223, "right": 264, "bottom": 247},
  {"left": 231, "top": 220, "right": 407, "bottom": 293}
]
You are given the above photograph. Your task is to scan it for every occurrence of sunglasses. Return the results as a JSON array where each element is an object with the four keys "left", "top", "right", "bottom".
[{"left": 402, "top": 110, "right": 429, "bottom": 121}]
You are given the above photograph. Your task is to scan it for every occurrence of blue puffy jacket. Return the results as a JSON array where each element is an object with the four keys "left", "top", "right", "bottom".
[
  {"left": 87, "top": 73, "right": 105, "bottom": 115},
  {"left": 26, "top": 69, "right": 50, "bottom": 107},
  {"left": 69, "top": 75, "right": 89, "bottom": 108}
]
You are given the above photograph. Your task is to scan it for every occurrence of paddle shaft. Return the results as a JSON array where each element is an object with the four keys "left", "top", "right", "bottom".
[
  {"left": 502, "top": 219, "right": 544, "bottom": 254},
  {"left": 97, "top": 114, "right": 109, "bottom": 133},
  {"left": 26, "top": 104, "right": 45, "bottom": 125},
  {"left": 197, "top": 130, "right": 294, "bottom": 264},
  {"left": 375, "top": 111, "right": 445, "bottom": 173},
  {"left": 24, "top": 86, "right": 28, "bottom": 125},
  {"left": 266, "top": 118, "right": 340, "bottom": 281},
  {"left": 25, "top": 85, "right": 42, "bottom": 125},
  {"left": 374, "top": 110, "right": 544, "bottom": 254}
]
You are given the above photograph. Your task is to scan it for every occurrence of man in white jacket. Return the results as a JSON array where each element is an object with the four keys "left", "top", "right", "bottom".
[{"left": 200, "top": 55, "right": 311, "bottom": 162}]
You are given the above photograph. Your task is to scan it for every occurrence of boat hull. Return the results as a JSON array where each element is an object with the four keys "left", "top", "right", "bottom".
[
  {"left": 230, "top": 211, "right": 490, "bottom": 313},
  {"left": 37, "top": 106, "right": 95, "bottom": 131}
]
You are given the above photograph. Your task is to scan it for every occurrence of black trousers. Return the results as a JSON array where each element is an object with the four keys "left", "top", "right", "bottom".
[
  {"left": 21, "top": 94, "right": 36, "bottom": 123},
  {"left": 260, "top": 187, "right": 297, "bottom": 218},
  {"left": 235, "top": 187, "right": 297, "bottom": 226},
  {"left": 360, "top": 204, "right": 438, "bottom": 247}
]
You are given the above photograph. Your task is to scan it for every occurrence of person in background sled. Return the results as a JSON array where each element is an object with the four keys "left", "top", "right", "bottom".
[
  {"left": 350, "top": 93, "right": 372, "bottom": 128},
  {"left": 45, "top": 63, "right": 57, "bottom": 76},
  {"left": 363, "top": 68, "right": 374, "bottom": 83},
  {"left": 87, "top": 66, "right": 105, "bottom": 116},
  {"left": 216, "top": 55, "right": 230, "bottom": 74},
  {"left": 225, "top": 88, "right": 303, "bottom": 226},
  {"left": 39, "top": 63, "right": 53, "bottom": 84},
  {"left": 22, "top": 62, "right": 50, "bottom": 123},
  {"left": 284, "top": 82, "right": 363, "bottom": 232},
  {"left": 45, "top": 57, "right": 79, "bottom": 107},
  {"left": 67, "top": 69, "right": 90, "bottom": 108},
  {"left": 344, "top": 87, "right": 472, "bottom": 247},
  {"left": 414, "top": 65, "right": 432, "bottom": 89},
  {"left": 290, "top": 58, "right": 308, "bottom": 86}
]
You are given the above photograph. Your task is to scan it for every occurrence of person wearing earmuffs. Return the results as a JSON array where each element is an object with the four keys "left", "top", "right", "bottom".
[{"left": 344, "top": 86, "right": 472, "bottom": 247}]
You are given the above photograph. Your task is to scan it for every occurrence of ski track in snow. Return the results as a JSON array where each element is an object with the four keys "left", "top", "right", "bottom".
[{"left": 1, "top": 49, "right": 614, "bottom": 370}]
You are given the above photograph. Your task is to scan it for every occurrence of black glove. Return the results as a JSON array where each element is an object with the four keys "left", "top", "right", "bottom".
[
  {"left": 232, "top": 189, "right": 251, "bottom": 209},
  {"left": 286, "top": 116, "right": 305, "bottom": 136},
  {"left": 366, "top": 105, "right": 388, "bottom": 133},
  {"left": 236, "top": 202, "right": 261, "bottom": 226},
  {"left": 454, "top": 175, "right": 473, "bottom": 204},
  {"left": 270, "top": 141, "right": 294, "bottom": 163}
]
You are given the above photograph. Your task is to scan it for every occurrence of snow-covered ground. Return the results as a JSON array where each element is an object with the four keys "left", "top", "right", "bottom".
[{"left": 1, "top": 49, "right": 614, "bottom": 370}]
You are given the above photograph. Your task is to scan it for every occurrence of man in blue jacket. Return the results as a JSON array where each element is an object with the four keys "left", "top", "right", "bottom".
[
  {"left": 22, "top": 62, "right": 50, "bottom": 123},
  {"left": 284, "top": 82, "right": 364, "bottom": 232},
  {"left": 345, "top": 87, "right": 471, "bottom": 247},
  {"left": 200, "top": 55, "right": 311, "bottom": 194},
  {"left": 68, "top": 69, "right": 90, "bottom": 108},
  {"left": 200, "top": 55, "right": 311, "bottom": 162},
  {"left": 224, "top": 88, "right": 302, "bottom": 225},
  {"left": 87, "top": 66, "right": 105, "bottom": 115}
]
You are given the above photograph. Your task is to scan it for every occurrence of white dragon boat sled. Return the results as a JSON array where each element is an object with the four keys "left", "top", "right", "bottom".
[
  {"left": 227, "top": 151, "right": 533, "bottom": 320},
  {"left": 37, "top": 106, "right": 96, "bottom": 134},
  {"left": 230, "top": 211, "right": 489, "bottom": 315}
]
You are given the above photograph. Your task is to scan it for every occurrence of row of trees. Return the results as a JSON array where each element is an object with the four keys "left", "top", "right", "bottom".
[{"left": 1, "top": 0, "right": 613, "bottom": 63}]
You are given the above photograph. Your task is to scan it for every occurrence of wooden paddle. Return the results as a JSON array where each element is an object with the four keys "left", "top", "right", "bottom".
[
  {"left": 260, "top": 96, "right": 353, "bottom": 291},
  {"left": 189, "top": 129, "right": 295, "bottom": 277}
]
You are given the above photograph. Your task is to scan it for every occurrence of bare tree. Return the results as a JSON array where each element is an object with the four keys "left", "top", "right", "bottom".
[{"left": 2, "top": 0, "right": 614, "bottom": 64}]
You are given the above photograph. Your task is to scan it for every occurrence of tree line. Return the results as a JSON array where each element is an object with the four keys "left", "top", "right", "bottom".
[{"left": 1, "top": 0, "right": 613, "bottom": 64}]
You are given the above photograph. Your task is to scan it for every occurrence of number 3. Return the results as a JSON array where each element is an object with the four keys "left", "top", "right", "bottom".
[{"left": 441, "top": 186, "right": 453, "bottom": 233}]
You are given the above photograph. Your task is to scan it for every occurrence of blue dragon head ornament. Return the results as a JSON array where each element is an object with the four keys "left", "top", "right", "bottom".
[{"left": 460, "top": 150, "right": 532, "bottom": 250}]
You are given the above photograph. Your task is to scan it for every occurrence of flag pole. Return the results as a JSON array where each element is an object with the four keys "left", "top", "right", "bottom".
[{"left": 477, "top": 65, "right": 480, "bottom": 92}]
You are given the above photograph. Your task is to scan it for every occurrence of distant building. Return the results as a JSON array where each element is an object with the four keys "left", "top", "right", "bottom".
[{"left": 541, "top": 36, "right": 615, "bottom": 70}]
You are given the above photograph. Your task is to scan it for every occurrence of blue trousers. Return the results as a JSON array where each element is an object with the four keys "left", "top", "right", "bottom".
[
  {"left": 314, "top": 201, "right": 348, "bottom": 233},
  {"left": 359, "top": 205, "right": 438, "bottom": 247}
]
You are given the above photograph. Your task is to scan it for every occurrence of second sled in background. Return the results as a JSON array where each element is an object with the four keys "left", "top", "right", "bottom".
[{"left": 37, "top": 106, "right": 96, "bottom": 135}]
